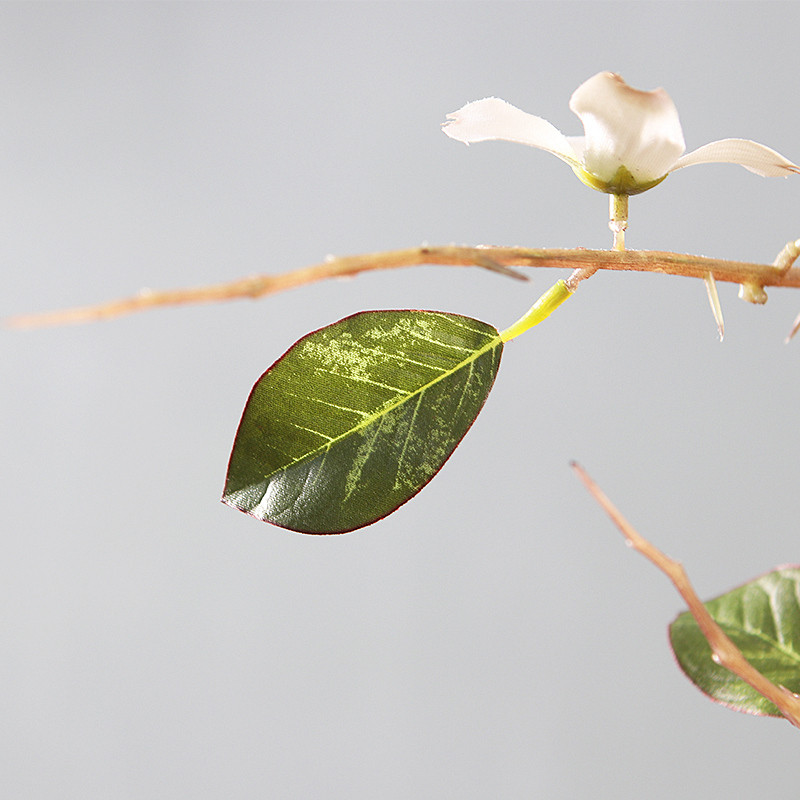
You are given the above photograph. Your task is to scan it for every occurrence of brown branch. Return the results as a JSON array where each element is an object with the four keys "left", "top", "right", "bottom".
[
  {"left": 571, "top": 461, "right": 800, "bottom": 729},
  {"left": 7, "top": 244, "right": 800, "bottom": 329}
]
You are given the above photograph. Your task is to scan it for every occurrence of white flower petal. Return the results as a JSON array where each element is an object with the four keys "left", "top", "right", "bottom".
[
  {"left": 569, "top": 72, "right": 686, "bottom": 183},
  {"left": 565, "top": 135, "right": 586, "bottom": 161},
  {"left": 442, "top": 97, "right": 579, "bottom": 168},
  {"left": 671, "top": 138, "right": 800, "bottom": 177}
]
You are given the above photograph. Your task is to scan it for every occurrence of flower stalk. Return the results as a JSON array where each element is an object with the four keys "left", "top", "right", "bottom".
[{"left": 609, "top": 194, "right": 628, "bottom": 251}]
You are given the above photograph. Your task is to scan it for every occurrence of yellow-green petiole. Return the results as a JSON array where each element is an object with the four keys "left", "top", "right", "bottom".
[{"left": 500, "top": 279, "right": 574, "bottom": 343}]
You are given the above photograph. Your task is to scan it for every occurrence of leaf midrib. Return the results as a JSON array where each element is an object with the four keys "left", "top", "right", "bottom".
[{"left": 260, "top": 329, "right": 501, "bottom": 483}]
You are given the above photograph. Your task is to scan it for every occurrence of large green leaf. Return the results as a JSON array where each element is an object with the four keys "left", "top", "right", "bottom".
[
  {"left": 669, "top": 566, "right": 800, "bottom": 716},
  {"left": 223, "top": 310, "right": 503, "bottom": 533}
]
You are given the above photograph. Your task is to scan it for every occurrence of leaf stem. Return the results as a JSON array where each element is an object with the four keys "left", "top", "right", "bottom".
[
  {"left": 500, "top": 280, "right": 573, "bottom": 342},
  {"left": 571, "top": 462, "right": 800, "bottom": 729}
]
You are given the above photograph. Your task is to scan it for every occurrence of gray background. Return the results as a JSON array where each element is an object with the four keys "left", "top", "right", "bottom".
[{"left": 3, "top": 2, "right": 800, "bottom": 797}]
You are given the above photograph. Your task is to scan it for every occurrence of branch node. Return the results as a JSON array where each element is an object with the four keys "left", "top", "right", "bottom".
[
  {"left": 772, "top": 238, "right": 800, "bottom": 274},
  {"left": 738, "top": 281, "right": 768, "bottom": 305}
]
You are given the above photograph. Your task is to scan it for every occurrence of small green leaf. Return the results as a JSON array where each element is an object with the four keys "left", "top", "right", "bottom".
[
  {"left": 669, "top": 566, "right": 800, "bottom": 716},
  {"left": 223, "top": 310, "right": 503, "bottom": 534}
]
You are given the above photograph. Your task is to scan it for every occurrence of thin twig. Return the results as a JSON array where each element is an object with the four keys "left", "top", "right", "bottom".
[
  {"left": 570, "top": 461, "right": 800, "bottom": 729},
  {"left": 8, "top": 244, "right": 800, "bottom": 329}
]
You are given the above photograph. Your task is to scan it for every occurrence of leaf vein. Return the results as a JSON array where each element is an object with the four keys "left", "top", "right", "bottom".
[
  {"left": 282, "top": 390, "right": 370, "bottom": 417},
  {"left": 288, "top": 421, "right": 334, "bottom": 441},
  {"left": 395, "top": 391, "right": 424, "bottom": 488},
  {"left": 254, "top": 326, "right": 501, "bottom": 483},
  {"left": 405, "top": 329, "right": 473, "bottom": 353},
  {"left": 312, "top": 365, "right": 409, "bottom": 393}
]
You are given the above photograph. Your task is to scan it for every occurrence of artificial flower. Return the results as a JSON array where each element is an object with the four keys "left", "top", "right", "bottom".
[{"left": 443, "top": 71, "right": 799, "bottom": 196}]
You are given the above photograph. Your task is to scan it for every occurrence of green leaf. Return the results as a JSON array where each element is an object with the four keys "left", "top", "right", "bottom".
[
  {"left": 223, "top": 310, "right": 503, "bottom": 534},
  {"left": 669, "top": 566, "right": 800, "bottom": 716}
]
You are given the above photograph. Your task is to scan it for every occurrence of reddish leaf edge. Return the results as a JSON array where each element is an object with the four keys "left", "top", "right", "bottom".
[
  {"left": 668, "top": 563, "right": 800, "bottom": 718},
  {"left": 222, "top": 308, "right": 504, "bottom": 534}
]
